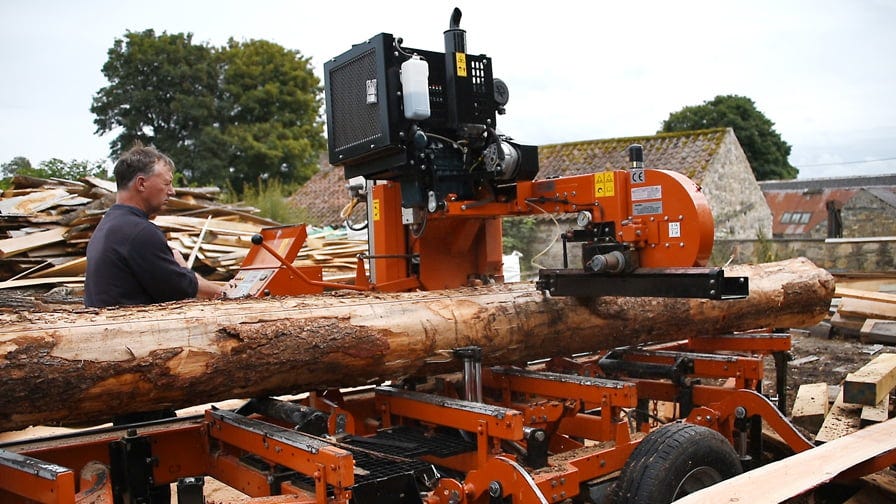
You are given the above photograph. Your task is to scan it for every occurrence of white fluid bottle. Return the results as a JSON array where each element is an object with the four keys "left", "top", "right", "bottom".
[{"left": 400, "top": 55, "right": 431, "bottom": 121}]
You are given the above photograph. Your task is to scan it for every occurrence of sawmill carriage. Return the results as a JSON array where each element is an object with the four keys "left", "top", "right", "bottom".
[{"left": 0, "top": 8, "right": 867, "bottom": 504}]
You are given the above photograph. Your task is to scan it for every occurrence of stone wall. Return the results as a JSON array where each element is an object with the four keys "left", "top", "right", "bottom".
[
  {"left": 710, "top": 237, "right": 896, "bottom": 273},
  {"left": 699, "top": 132, "right": 774, "bottom": 240},
  {"left": 842, "top": 190, "right": 896, "bottom": 238},
  {"left": 509, "top": 228, "right": 896, "bottom": 279}
]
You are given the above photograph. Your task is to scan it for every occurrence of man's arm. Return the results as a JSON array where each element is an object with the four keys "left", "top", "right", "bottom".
[
  {"left": 171, "top": 248, "right": 224, "bottom": 299},
  {"left": 195, "top": 274, "right": 225, "bottom": 299}
]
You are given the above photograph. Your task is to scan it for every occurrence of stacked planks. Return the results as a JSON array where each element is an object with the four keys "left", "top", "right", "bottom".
[
  {"left": 0, "top": 175, "right": 366, "bottom": 290},
  {"left": 831, "top": 286, "right": 896, "bottom": 344},
  {"left": 792, "top": 353, "right": 896, "bottom": 444}
]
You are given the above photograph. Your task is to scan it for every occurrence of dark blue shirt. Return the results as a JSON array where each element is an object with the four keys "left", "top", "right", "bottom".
[{"left": 84, "top": 204, "right": 198, "bottom": 307}]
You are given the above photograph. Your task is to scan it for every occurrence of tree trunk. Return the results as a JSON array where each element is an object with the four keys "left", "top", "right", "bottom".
[{"left": 0, "top": 257, "right": 833, "bottom": 432}]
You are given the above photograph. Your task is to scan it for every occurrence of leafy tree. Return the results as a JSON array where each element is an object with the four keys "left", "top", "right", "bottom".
[
  {"left": 214, "top": 39, "right": 325, "bottom": 190},
  {"left": 92, "top": 30, "right": 219, "bottom": 183},
  {"left": 1, "top": 156, "right": 107, "bottom": 181},
  {"left": 35, "top": 158, "right": 109, "bottom": 180},
  {"left": 91, "top": 30, "right": 325, "bottom": 193},
  {"left": 1, "top": 157, "right": 34, "bottom": 179},
  {"left": 659, "top": 95, "right": 798, "bottom": 180}
]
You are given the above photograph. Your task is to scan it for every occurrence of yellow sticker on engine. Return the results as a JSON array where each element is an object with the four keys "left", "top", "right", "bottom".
[
  {"left": 372, "top": 199, "right": 381, "bottom": 221},
  {"left": 593, "top": 172, "right": 615, "bottom": 198},
  {"left": 455, "top": 52, "right": 467, "bottom": 77}
]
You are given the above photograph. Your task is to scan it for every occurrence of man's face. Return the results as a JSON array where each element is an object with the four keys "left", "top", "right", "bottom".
[{"left": 137, "top": 161, "right": 175, "bottom": 215}]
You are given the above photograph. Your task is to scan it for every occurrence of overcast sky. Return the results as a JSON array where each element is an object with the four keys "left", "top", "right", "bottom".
[{"left": 1, "top": 0, "right": 894, "bottom": 180}]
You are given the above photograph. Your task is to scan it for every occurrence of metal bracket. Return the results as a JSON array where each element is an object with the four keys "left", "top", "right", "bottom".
[{"left": 536, "top": 267, "right": 749, "bottom": 300}]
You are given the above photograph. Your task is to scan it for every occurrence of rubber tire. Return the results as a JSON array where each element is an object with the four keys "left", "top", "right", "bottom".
[{"left": 610, "top": 422, "right": 743, "bottom": 504}]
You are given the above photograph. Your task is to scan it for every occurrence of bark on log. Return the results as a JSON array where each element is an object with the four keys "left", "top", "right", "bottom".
[{"left": 0, "top": 257, "right": 834, "bottom": 432}]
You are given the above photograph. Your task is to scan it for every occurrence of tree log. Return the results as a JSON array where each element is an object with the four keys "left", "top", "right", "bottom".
[{"left": 0, "top": 257, "right": 833, "bottom": 432}]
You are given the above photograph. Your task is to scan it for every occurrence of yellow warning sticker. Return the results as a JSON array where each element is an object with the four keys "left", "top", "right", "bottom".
[
  {"left": 593, "top": 172, "right": 615, "bottom": 198},
  {"left": 372, "top": 199, "right": 381, "bottom": 221},
  {"left": 455, "top": 53, "right": 467, "bottom": 77}
]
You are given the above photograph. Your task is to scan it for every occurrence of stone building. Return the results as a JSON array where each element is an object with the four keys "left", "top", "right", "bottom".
[{"left": 760, "top": 175, "right": 896, "bottom": 239}]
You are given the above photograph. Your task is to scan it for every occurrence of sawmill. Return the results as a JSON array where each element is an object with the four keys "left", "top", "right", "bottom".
[{"left": 1, "top": 8, "right": 895, "bottom": 504}]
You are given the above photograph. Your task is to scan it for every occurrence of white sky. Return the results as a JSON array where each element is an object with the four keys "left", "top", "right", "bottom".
[{"left": 1, "top": 0, "right": 894, "bottom": 180}]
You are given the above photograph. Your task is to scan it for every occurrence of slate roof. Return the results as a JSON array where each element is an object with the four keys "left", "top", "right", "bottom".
[
  {"left": 759, "top": 174, "right": 896, "bottom": 191},
  {"left": 289, "top": 155, "right": 351, "bottom": 227},
  {"left": 537, "top": 128, "right": 730, "bottom": 182},
  {"left": 760, "top": 175, "right": 896, "bottom": 236},
  {"left": 763, "top": 188, "right": 859, "bottom": 236},
  {"left": 292, "top": 128, "right": 733, "bottom": 227}
]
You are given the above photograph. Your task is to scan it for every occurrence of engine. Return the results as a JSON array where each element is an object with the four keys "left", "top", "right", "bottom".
[{"left": 323, "top": 8, "right": 538, "bottom": 213}]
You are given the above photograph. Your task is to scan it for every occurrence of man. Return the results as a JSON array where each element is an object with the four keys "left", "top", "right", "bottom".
[{"left": 84, "top": 146, "right": 223, "bottom": 307}]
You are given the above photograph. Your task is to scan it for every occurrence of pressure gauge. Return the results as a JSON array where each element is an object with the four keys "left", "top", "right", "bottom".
[{"left": 577, "top": 211, "right": 593, "bottom": 227}]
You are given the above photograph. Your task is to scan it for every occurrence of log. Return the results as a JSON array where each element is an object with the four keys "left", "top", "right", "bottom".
[{"left": 0, "top": 257, "right": 834, "bottom": 432}]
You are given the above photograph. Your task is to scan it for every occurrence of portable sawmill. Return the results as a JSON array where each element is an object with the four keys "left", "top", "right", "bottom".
[{"left": 0, "top": 8, "right": 864, "bottom": 504}]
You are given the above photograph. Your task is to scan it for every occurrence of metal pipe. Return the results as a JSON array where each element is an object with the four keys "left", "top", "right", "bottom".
[{"left": 454, "top": 346, "right": 482, "bottom": 402}]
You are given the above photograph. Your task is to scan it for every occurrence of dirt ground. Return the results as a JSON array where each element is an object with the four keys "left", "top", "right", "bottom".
[{"left": 767, "top": 325, "right": 894, "bottom": 414}]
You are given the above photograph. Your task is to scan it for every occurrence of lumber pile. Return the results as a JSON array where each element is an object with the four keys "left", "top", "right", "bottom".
[
  {"left": 791, "top": 353, "right": 896, "bottom": 444},
  {"left": 830, "top": 286, "right": 896, "bottom": 343},
  {"left": 0, "top": 175, "right": 365, "bottom": 290}
]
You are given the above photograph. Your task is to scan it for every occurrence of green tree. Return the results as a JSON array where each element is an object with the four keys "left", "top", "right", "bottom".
[
  {"left": 36, "top": 158, "right": 109, "bottom": 180},
  {"left": 91, "top": 30, "right": 219, "bottom": 177},
  {"left": 1, "top": 156, "right": 34, "bottom": 179},
  {"left": 91, "top": 30, "right": 325, "bottom": 192},
  {"left": 659, "top": 95, "right": 798, "bottom": 180},
  {"left": 214, "top": 39, "right": 325, "bottom": 190},
  {"left": 1, "top": 156, "right": 107, "bottom": 181}
]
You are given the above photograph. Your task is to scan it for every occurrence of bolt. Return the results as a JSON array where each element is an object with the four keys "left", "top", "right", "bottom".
[{"left": 488, "top": 481, "right": 502, "bottom": 498}]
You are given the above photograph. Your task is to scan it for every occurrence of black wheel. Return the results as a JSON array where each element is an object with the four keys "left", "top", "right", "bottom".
[{"left": 610, "top": 422, "right": 742, "bottom": 504}]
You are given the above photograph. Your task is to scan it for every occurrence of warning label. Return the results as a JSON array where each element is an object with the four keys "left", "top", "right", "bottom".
[
  {"left": 633, "top": 201, "right": 663, "bottom": 216},
  {"left": 593, "top": 172, "right": 615, "bottom": 198},
  {"left": 372, "top": 199, "right": 381, "bottom": 221},
  {"left": 455, "top": 53, "right": 467, "bottom": 77}
]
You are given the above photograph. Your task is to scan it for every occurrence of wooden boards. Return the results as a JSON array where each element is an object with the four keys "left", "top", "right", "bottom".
[
  {"left": 843, "top": 353, "right": 896, "bottom": 406},
  {"left": 675, "top": 419, "right": 896, "bottom": 504},
  {"left": 791, "top": 382, "right": 829, "bottom": 433}
]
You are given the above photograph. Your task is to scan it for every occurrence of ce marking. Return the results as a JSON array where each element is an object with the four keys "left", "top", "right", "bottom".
[{"left": 630, "top": 169, "right": 645, "bottom": 184}]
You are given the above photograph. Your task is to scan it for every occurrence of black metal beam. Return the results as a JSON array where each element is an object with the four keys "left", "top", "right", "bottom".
[{"left": 536, "top": 267, "right": 749, "bottom": 300}]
